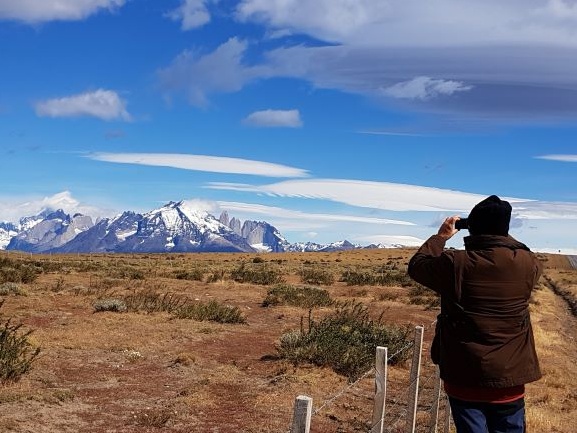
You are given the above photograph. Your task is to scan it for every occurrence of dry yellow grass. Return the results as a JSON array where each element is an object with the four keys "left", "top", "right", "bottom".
[{"left": 0, "top": 249, "right": 574, "bottom": 432}]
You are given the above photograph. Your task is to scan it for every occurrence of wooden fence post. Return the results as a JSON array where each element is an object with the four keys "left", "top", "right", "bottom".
[
  {"left": 291, "top": 395, "right": 312, "bottom": 433},
  {"left": 406, "top": 325, "right": 424, "bottom": 433},
  {"left": 371, "top": 346, "right": 388, "bottom": 433},
  {"left": 443, "top": 394, "right": 452, "bottom": 433},
  {"left": 428, "top": 366, "right": 442, "bottom": 433}
]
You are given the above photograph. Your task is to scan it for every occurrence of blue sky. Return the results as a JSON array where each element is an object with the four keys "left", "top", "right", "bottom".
[{"left": 1, "top": 0, "right": 577, "bottom": 253}]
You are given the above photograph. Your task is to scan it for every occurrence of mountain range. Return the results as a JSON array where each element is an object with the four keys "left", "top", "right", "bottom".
[{"left": 0, "top": 200, "right": 400, "bottom": 254}]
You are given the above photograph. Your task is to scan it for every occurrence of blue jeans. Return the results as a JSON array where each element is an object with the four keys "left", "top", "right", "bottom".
[{"left": 449, "top": 397, "right": 525, "bottom": 433}]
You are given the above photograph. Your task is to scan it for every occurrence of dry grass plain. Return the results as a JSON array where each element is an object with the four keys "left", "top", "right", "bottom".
[{"left": 0, "top": 249, "right": 575, "bottom": 433}]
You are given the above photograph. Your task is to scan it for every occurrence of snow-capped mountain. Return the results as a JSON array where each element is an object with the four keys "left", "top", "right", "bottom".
[
  {"left": 6, "top": 210, "right": 93, "bottom": 253},
  {"left": 0, "top": 200, "right": 412, "bottom": 254},
  {"left": 219, "top": 212, "right": 290, "bottom": 252},
  {"left": 0, "top": 222, "right": 18, "bottom": 250}
]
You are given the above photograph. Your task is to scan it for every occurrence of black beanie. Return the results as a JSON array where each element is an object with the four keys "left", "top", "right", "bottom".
[{"left": 467, "top": 195, "right": 512, "bottom": 236}]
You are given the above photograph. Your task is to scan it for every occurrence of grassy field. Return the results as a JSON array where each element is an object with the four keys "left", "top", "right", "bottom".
[{"left": 0, "top": 249, "right": 575, "bottom": 432}]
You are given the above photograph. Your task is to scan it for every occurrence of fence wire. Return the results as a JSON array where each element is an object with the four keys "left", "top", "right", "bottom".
[{"left": 289, "top": 323, "right": 453, "bottom": 433}]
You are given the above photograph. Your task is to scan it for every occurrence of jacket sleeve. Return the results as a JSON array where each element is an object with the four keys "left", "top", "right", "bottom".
[{"left": 407, "top": 235, "right": 455, "bottom": 295}]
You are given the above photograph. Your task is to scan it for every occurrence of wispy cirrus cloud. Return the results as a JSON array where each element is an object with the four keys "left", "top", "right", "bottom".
[
  {"left": 535, "top": 154, "right": 577, "bottom": 162},
  {"left": 243, "top": 109, "right": 302, "bottom": 128},
  {"left": 210, "top": 178, "right": 577, "bottom": 221},
  {"left": 209, "top": 179, "right": 519, "bottom": 212},
  {"left": 381, "top": 76, "right": 473, "bottom": 101},
  {"left": 87, "top": 152, "right": 310, "bottom": 178},
  {"left": 35, "top": 89, "right": 131, "bottom": 121},
  {"left": 217, "top": 201, "right": 415, "bottom": 226},
  {"left": 0, "top": 0, "right": 125, "bottom": 23}
]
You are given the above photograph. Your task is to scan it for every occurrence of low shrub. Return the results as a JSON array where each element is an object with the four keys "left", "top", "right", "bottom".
[
  {"left": 407, "top": 285, "right": 439, "bottom": 309},
  {"left": 123, "top": 290, "right": 189, "bottom": 313},
  {"left": 277, "top": 301, "right": 412, "bottom": 381},
  {"left": 0, "top": 258, "right": 41, "bottom": 284},
  {"left": 231, "top": 263, "right": 284, "bottom": 285},
  {"left": 206, "top": 269, "right": 227, "bottom": 283},
  {"left": 106, "top": 289, "right": 246, "bottom": 324},
  {"left": 298, "top": 267, "right": 335, "bottom": 285},
  {"left": 0, "top": 301, "right": 40, "bottom": 383},
  {"left": 341, "top": 268, "right": 416, "bottom": 288},
  {"left": 173, "top": 268, "right": 204, "bottom": 281},
  {"left": 93, "top": 298, "right": 128, "bottom": 313},
  {"left": 174, "top": 300, "right": 246, "bottom": 324},
  {"left": 263, "top": 284, "right": 333, "bottom": 309},
  {"left": 0, "top": 282, "right": 25, "bottom": 296}
]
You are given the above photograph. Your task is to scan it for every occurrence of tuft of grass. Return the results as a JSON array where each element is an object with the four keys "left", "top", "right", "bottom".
[
  {"left": 174, "top": 300, "right": 246, "bottom": 324},
  {"left": 277, "top": 301, "right": 412, "bottom": 381},
  {"left": 134, "top": 407, "right": 175, "bottom": 428},
  {"left": 0, "top": 282, "right": 26, "bottom": 296},
  {"left": 123, "top": 290, "right": 189, "bottom": 314},
  {"left": 340, "top": 267, "right": 416, "bottom": 287},
  {"left": 94, "top": 289, "right": 246, "bottom": 324},
  {"left": 262, "top": 284, "right": 333, "bottom": 309},
  {"left": 231, "top": 263, "right": 284, "bottom": 285},
  {"left": 298, "top": 266, "right": 335, "bottom": 285},
  {"left": 93, "top": 298, "right": 128, "bottom": 313},
  {"left": 407, "top": 285, "right": 439, "bottom": 309},
  {"left": 0, "top": 257, "right": 41, "bottom": 284},
  {"left": 173, "top": 268, "right": 204, "bottom": 281},
  {"left": 0, "top": 301, "right": 41, "bottom": 383}
]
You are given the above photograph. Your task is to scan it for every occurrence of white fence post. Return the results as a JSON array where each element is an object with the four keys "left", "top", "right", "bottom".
[
  {"left": 428, "top": 366, "right": 442, "bottom": 433},
  {"left": 443, "top": 394, "right": 452, "bottom": 433},
  {"left": 291, "top": 395, "right": 312, "bottom": 433},
  {"left": 406, "top": 325, "right": 424, "bottom": 433},
  {"left": 371, "top": 346, "right": 388, "bottom": 433}
]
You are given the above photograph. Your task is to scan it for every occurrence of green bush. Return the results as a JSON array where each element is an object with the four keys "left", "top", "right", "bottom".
[
  {"left": 298, "top": 267, "right": 335, "bottom": 285},
  {"left": 277, "top": 302, "right": 412, "bottom": 381},
  {"left": 262, "top": 284, "right": 333, "bottom": 309},
  {"left": 0, "top": 301, "right": 40, "bottom": 383},
  {"left": 231, "top": 263, "right": 284, "bottom": 285},
  {"left": 174, "top": 300, "right": 246, "bottom": 324}
]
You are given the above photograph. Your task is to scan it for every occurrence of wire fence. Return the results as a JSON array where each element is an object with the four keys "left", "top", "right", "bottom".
[{"left": 289, "top": 323, "right": 452, "bottom": 433}]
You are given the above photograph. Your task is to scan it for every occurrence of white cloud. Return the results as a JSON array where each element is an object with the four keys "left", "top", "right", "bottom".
[
  {"left": 237, "top": 0, "right": 577, "bottom": 47},
  {"left": 243, "top": 109, "right": 302, "bottom": 127},
  {"left": 236, "top": 0, "right": 392, "bottom": 44},
  {"left": 0, "top": 0, "right": 125, "bottom": 23},
  {"left": 158, "top": 37, "right": 272, "bottom": 106},
  {"left": 381, "top": 76, "right": 473, "bottom": 101},
  {"left": 87, "top": 152, "right": 310, "bottom": 178},
  {"left": 217, "top": 201, "right": 415, "bottom": 226},
  {"left": 513, "top": 201, "right": 577, "bottom": 220},
  {"left": 159, "top": 36, "right": 577, "bottom": 121},
  {"left": 535, "top": 154, "right": 577, "bottom": 162},
  {"left": 354, "top": 234, "right": 426, "bottom": 247},
  {"left": 0, "top": 191, "right": 113, "bottom": 223},
  {"left": 209, "top": 179, "right": 528, "bottom": 212},
  {"left": 213, "top": 179, "right": 577, "bottom": 220},
  {"left": 35, "top": 89, "right": 131, "bottom": 121},
  {"left": 166, "top": 0, "right": 213, "bottom": 30}
]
